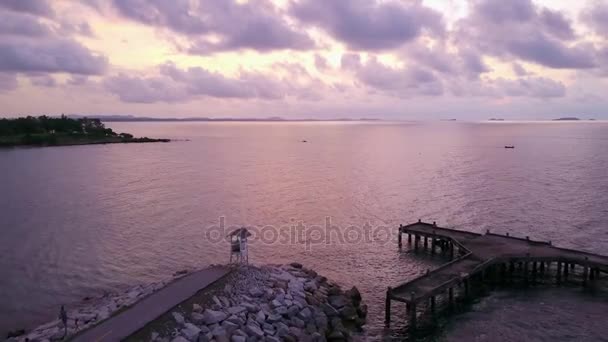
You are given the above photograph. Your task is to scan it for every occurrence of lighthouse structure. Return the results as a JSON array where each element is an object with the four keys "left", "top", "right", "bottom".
[{"left": 227, "top": 227, "right": 251, "bottom": 264}]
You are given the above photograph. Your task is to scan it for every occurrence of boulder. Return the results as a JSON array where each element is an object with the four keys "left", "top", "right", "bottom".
[
  {"left": 242, "top": 302, "right": 259, "bottom": 313},
  {"left": 172, "top": 312, "right": 185, "bottom": 325},
  {"left": 339, "top": 305, "right": 358, "bottom": 321},
  {"left": 345, "top": 286, "right": 362, "bottom": 303},
  {"left": 245, "top": 323, "right": 264, "bottom": 338},
  {"left": 357, "top": 304, "right": 368, "bottom": 318},
  {"left": 227, "top": 306, "right": 246, "bottom": 315},
  {"left": 191, "top": 312, "right": 205, "bottom": 324},
  {"left": 249, "top": 287, "right": 264, "bottom": 298},
  {"left": 231, "top": 336, "right": 246, "bottom": 342},
  {"left": 322, "top": 303, "right": 340, "bottom": 317},
  {"left": 212, "top": 296, "right": 223, "bottom": 307},
  {"left": 171, "top": 336, "right": 190, "bottom": 342},
  {"left": 181, "top": 323, "right": 201, "bottom": 341},
  {"left": 327, "top": 329, "right": 346, "bottom": 342},
  {"left": 298, "top": 307, "right": 312, "bottom": 321},
  {"left": 328, "top": 295, "right": 348, "bottom": 309},
  {"left": 290, "top": 262, "right": 303, "bottom": 269},
  {"left": 203, "top": 309, "right": 227, "bottom": 325},
  {"left": 192, "top": 303, "right": 203, "bottom": 312}
]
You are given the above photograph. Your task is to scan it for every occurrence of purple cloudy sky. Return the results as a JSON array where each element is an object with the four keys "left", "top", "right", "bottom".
[{"left": 0, "top": 0, "right": 607, "bottom": 119}]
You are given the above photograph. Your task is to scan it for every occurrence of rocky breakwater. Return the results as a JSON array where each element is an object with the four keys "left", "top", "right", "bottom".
[
  {"left": 7, "top": 270, "right": 190, "bottom": 342},
  {"left": 160, "top": 263, "right": 367, "bottom": 342}
]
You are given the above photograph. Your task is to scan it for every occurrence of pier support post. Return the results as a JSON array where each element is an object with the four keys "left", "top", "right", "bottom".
[
  {"left": 398, "top": 226, "right": 402, "bottom": 248},
  {"left": 424, "top": 236, "right": 428, "bottom": 250},
  {"left": 409, "top": 292, "right": 417, "bottom": 331},
  {"left": 448, "top": 287, "right": 454, "bottom": 307},
  {"left": 564, "top": 262, "right": 569, "bottom": 280},
  {"left": 415, "top": 235, "right": 419, "bottom": 251},
  {"left": 431, "top": 237, "right": 436, "bottom": 255},
  {"left": 430, "top": 296, "right": 436, "bottom": 315},
  {"left": 408, "top": 233, "right": 412, "bottom": 244},
  {"left": 450, "top": 242, "right": 454, "bottom": 260},
  {"left": 464, "top": 279, "right": 470, "bottom": 297},
  {"left": 540, "top": 261, "right": 545, "bottom": 275},
  {"left": 385, "top": 287, "right": 392, "bottom": 325},
  {"left": 524, "top": 261, "right": 529, "bottom": 285},
  {"left": 557, "top": 261, "right": 562, "bottom": 283},
  {"left": 583, "top": 257, "right": 589, "bottom": 287},
  {"left": 532, "top": 262, "right": 537, "bottom": 283}
]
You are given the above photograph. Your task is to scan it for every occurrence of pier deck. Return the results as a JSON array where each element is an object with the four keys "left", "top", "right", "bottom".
[{"left": 386, "top": 221, "right": 608, "bottom": 329}]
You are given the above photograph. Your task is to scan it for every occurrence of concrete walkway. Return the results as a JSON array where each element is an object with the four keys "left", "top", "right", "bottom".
[{"left": 72, "top": 266, "right": 231, "bottom": 342}]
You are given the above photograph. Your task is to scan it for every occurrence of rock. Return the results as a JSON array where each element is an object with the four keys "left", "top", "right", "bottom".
[
  {"left": 255, "top": 310, "right": 266, "bottom": 323},
  {"left": 171, "top": 337, "right": 189, "bottom": 342},
  {"left": 327, "top": 330, "right": 346, "bottom": 342},
  {"left": 267, "top": 313, "right": 282, "bottom": 323},
  {"left": 213, "top": 296, "right": 223, "bottom": 307},
  {"left": 203, "top": 309, "right": 227, "bottom": 324},
  {"left": 275, "top": 322, "right": 290, "bottom": 337},
  {"left": 322, "top": 303, "right": 340, "bottom": 317},
  {"left": 221, "top": 320, "right": 239, "bottom": 333},
  {"left": 357, "top": 304, "right": 368, "bottom": 318},
  {"left": 311, "top": 332, "right": 324, "bottom": 342},
  {"left": 226, "top": 314, "right": 244, "bottom": 326},
  {"left": 227, "top": 306, "right": 246, "bottom": 315},
  {"left": 211, "top": 326, "right": 228, "bottom": 342},
  {"left": 275, "top": 306, "right": 288, "bottom": 315},
  {"left": 266, "top": 336, "right": 281, "bottom": 342},
  {"left": 290, "top": 262, "right": 303, "bottom": 269},
  {"left": 249, "top": 287, "right": 264, "bottom": 297},
  {"left": 328, "top": 295, "right": 348, "bottom": 309},
  {"left": 224, "top": 284, "right": 233, "bottom": 294},
  {"left": 242, "top": 302, "right": 259, "bottom": 313},
  {"left": 231, "top": 336, "right": 246, "bottom": 342},
  {"left": 191, "top": 312, "right": 205, "bottom": 324},
  {"left": 304, "top": 281, "right": 318, "bottom": 293},
  {"left": 346, "top": 286, "right": 362, "bottom": 303},
  {"left": 172, "top": 312, "right": 185, "bottom": 325},
  {"left": 298, "top": 307, "right": 312, "bottom": 321},
  {"left": 315, "top": 313, "right": 328, "bottom": 331},
  {"left": 151, "top": 331, "right": 159, "bottom": 341},
  {"left": 339, "top": 305, "right": 358, "bottom": 321},
  {"left": 192, "top": 303, "right": 203, "bottom": 312},
  {"left": 181, "top": 323, "right": 201, "bottom": 341},
  {"left": 305, "top": 322, "right": 317, "bottom": 334},
  {"left": 245, "top": 323, "right": 264, "bottom": 338},
  {"left": 288, "top": 326, "right": 303, "bottom": 338},
  {"left": 327, "top": 286, "right": 341, "bottom": 296},
  {"left": 219, "top": 296, "right": 230, "bottom": 307},
  {"left": 291, "top": 317, "right": 305, "bottom": 328}
]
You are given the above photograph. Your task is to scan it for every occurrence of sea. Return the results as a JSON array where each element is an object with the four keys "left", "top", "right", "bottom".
[{"left": 1, "top": 121, "right": 607, "bottom": 341}]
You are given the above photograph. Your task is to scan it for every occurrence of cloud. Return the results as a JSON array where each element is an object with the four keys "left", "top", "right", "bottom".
[
  {"left": 581, "top": 1, "right": 608, "bottom": 37},
  {"left": 512, "top": 63, "right": 529, "bottom": 76},
  {"left": 104, "top": 73, "right": 189, "bottom": 103},
  {"left": 29, "top": 73, "right": 56, "bottom": 87},
  {"left": 456, "top": 0, "right": 595, "bottom": 69},
  {"left": 0, "top": 0, "right": 54, "bottom": 18},
  {"left": 494, "top": 77, "right": 566, "bottom": 98},
  {"left": 0, "top": 10, "right": 52, "bottom": 37},
  {"left": 290, "top": 0, "right": 444, "bottom": 50},
  {"left": 112, "top": 0, "right": 313, "bottom": 52},
  {"left": 0, "top": 38, "right": 108, "bottom": 75},
  {"left": 342, "top": 55, "right": 443, "bottom": 97},
  {"left": 0, "top": 73, "right": 18, "bottom": 92},
  {"left": 105, "top": 63, "right": 290, "bottom": 103}
]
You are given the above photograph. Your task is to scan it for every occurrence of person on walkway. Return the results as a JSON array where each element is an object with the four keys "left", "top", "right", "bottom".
[{"left": 59, "top": 305, "right": 67, "bottom": 338}]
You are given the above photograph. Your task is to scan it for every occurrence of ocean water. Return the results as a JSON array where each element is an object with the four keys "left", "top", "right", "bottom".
[{"left": 0, "top": 121, "right": 607, "bottom": 340}]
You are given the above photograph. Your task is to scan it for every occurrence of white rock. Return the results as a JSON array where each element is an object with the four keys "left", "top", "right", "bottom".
[
  {"left": 203, "top": 309, "right": 227, "bottom": 325},
  {"left": 245, "top": 324, "right": 264, "bottom": 338},
  {"left": 192, "top": 303, "right": 203, "bottom": 312},
  {"left": 172, "top": 312, "right": 185, "bottom": 325},
  {"left": 181, "top": 323, "right": 201, "bottom": 341}
]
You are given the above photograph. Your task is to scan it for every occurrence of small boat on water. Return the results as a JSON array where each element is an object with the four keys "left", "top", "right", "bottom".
[{"left": 505, "top": 145, "right": 515, "bottom": 149}]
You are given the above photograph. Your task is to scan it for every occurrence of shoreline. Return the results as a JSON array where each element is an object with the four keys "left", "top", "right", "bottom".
[
  {"left": 7, "top": 264, "right": 367, "bottom": 342},
  {"left": 0, "top": 137, "right": 170, "bottom": 149}
]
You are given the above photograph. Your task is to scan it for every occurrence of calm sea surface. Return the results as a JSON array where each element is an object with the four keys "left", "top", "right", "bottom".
[{"left": 1, "top": 121, "right": 607, "bottom": 340}]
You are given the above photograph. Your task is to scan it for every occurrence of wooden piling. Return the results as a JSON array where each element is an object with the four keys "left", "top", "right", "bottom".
[
  {"left": 385, "top": 287, "right": 392, "bottom": 325},
  {"left": 398, "top": 226, "right": 402, "bottom": 248},
  {"left": 424, "top": 236, "right": 428, "bottom": 250},
  {"left": 448, "top": 287, "right": 454, "bottom": 306},
  {"left": 557, "top": 261, "right": 562, "bottom": 283},
  {"left": 408, "top": 233, "right": 412, "bottom": 243},
  {"left": 430, "top": 296, "right": 436, "bottom": 314}
]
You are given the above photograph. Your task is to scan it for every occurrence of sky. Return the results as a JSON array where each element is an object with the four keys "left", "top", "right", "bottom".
[{"left": 0, "top": 0, "right": 607, "bottom": 120}]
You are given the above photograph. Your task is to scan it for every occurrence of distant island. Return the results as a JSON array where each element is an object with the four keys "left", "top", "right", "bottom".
[
  {"left": 0, "top": 115, "right": 169, "bottom": 148},
  {"left": 488, "top": 118, "right": 505, "bottom": 121},
  {"left": 68, "top": 115, "right": 381, "bottom": 122},
  {"left": 553, "top": 117, "right": 580, "bottom": 121}
]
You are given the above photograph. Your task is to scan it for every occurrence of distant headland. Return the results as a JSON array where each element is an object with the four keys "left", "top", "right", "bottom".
[
  {"left": 553, "top": 117, "right": 580, "bottom": 121},
  {"left": 0, "top": 115, "right": 169, "bottom": 148},
  {"left": 68, "top": 115, "right": 381, "bottom": 122}
]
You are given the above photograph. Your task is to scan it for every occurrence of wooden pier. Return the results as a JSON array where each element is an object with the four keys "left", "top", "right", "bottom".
[{"left": 386, "top": 220, "right": 608, "bottom": 330}]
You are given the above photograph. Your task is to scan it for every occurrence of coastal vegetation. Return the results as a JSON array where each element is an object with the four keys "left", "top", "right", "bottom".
[{"left": 0, "top": 115, "right": 169, "bottom": 147}]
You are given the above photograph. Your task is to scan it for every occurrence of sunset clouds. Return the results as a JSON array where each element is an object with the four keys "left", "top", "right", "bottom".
[{"left": 0, "top": 0, "right": 607, "bottom": 119}]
